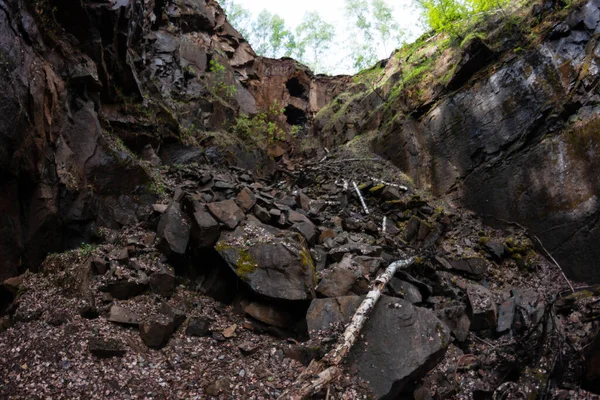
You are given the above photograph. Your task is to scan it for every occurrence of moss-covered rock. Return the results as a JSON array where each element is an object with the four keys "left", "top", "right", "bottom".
[{"left": 215, "top": 220, "right": 316, "bottom": 301}]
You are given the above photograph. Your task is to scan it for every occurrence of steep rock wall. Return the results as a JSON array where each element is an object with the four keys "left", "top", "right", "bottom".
[
  {"left": 372, "top": 0, "right": 600, "bottom": 282},
  {"left": 0, "top": 0, "right": 348, "bottom": 280}
]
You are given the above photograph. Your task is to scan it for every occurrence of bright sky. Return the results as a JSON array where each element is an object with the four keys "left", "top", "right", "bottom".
[{"left": 232, "top": 0, "right": 425, "bottom": 75}]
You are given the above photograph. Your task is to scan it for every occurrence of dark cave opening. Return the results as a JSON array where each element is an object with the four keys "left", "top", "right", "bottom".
[
  {"left": 284, "top": 105, "right": 307, "bottom": 126},
  {"left": 286, "top": 77, "right": 308, "bottom": 100}
]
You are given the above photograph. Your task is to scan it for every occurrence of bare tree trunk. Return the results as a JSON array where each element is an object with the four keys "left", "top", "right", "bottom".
[{"left": 278, "top": 257, "right": 415, "bottom": 400}]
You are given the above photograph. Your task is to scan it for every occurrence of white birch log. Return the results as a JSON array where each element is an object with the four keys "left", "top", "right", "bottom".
[
  {"left": 352, "top": 181, "right": 369, "bottom": 215},
  {"left": 369, "top": 176, "right": 408, "bottom": 191},
  {"left": 382, "top": 216, "right": 387, "bottom": 235},
  {"left": 278, "top": 257, "right": 415, "bottom": 400}
]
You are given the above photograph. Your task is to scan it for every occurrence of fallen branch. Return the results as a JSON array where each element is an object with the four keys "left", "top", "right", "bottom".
[
  {"left": 531, "top": 234, "right": 575, "bottom": 293},
  {"left": 369, "top": 176, "right": 408, "bottom": 191},
  {"left": 352, "top": 181, "right": 369, "bottom": 215},
  {"left": 382, "top": 216, "right": 387, "bottom": 235},
  {"left": 327, "top": 158, "right": 383, "bottom": 165},
  {"left": 278, "top": 257, "right": 415, "bottom": 400}
]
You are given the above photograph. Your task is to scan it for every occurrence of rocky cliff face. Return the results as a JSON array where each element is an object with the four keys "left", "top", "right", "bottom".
[
  {"left": 0, "top": 0, "right": 344, "bottom": 281},
  {"left": 2, "top": 1, "right": 600, "bottom": 398},
  {"left": 317, "top": 0, "right": 600, "bottom": 283}
]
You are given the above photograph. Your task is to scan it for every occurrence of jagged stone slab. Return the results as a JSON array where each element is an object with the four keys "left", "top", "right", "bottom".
[
  {"left": 208, "top": 199, "right": 245, "bottom": 230},
  {"left": 157, "top": 202, "right": 191, "bottom": 255}
]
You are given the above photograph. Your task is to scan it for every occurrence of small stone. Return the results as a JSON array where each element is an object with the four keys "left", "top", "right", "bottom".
[
  {"left": 244, "top": 302, "right": 292, "bottom": 328},
  {"left": 152, "top": 204, "right": 169, "bottom": 213},
  {"left": 107, "top": 305, "right": 140, "bottom": 326},
  {"left": 186, "top": 317, "right": 211, "bottom": 337},
  {"left": 238, "top": 341, "right": 260, "bottom": 356},
  {"left": 235, "top": 187, "right": 256, "bottom": 212},
  {"left": 139, "top": 315, "right": 175, "bottom": 348},
  {"left": 223, "top": 324, "right": 237, "bottom": 338},
  {"left": 149, "top": 266, "right": 175, "bottom": 297},
  {"left": 205, "top": 378, "right": 231, "bottom": 396},
  {"left": 467, "top": 284, "right": 497, "bottom": 331},
  {"left": 88, "top": 337, "right": 126, "bottom": 358},
  {"left": 108, "top": 247, "right": 129, "bottom": 262}
]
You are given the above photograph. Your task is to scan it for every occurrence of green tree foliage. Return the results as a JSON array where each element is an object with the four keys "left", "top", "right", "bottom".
[
  {"left": 220, "top": 0, "right": 251, "bottom": 38},
  {"left": 295, "top": 12, "right": 336, "bottom": 73},
  {"left": 344, "top": 0, "right": 404, "bottom": 71},
  {"left": 250, "top": 10, "right": 295, "bottom": 58},
  {"left": 467, "top": 0, "right": 508, "bottom": 13},
  {"left": 418, "top": 0, "right": 467, "bottom": 34},
  {"left": 418, "top": 0, "right": 509, "bottom": 35}
]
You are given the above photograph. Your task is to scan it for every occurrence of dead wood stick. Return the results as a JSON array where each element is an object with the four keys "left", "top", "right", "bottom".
[
  {"left": 352, "top": 181, "right": 369, "bottom": 215},
  {"left": 369, "top": 176, "right": 408, "bottom": 191},
  {"left": 327, "top": 158, "right": 382, "bottom": 165},
  {"left": 278, "top": 257, "right": 415, "bottom": 400},
  {"left": 530, "top": 234, "right": 574, "bottom": 293}
]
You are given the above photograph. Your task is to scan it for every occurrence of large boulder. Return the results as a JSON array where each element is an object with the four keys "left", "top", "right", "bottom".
[
  {"left": 346, "top": 296, "right": 451, "bottom": 399},
  {"left": 307, "top": 296, "right": 451, "bottom": 398},
  {"left": 215, "top": 220, "right": 316, "bottom": 300}
]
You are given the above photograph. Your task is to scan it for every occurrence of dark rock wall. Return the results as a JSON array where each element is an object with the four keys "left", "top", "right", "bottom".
[
  {"left": 0, "top": 0, "right": 351, "bottom": 280},
  {"left": 372, "top": 0, "right": 600, "bottom": 282}
]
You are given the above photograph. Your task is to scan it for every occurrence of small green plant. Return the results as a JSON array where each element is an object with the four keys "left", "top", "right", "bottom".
[
  {"left": 207, "top": 59, "right": 238, "bottom": 100},
  {"left": 79, "top": 243, "right": 96, "bottom": 256},
  {"left": 232, "top": 100, "right": 287, "bottom": 143}
]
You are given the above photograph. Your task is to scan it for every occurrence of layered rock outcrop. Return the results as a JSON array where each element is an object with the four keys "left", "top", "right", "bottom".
[
  {"left": 0, "top": 0, "right": 345, "bottom": 281},
  {"left": 315, "top": 0, "right": 600, "bottom": 282}
]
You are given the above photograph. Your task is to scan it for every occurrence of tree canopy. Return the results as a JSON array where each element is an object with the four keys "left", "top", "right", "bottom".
[{"left": 219, "top": 0, "right": 510, "bottom": 74}]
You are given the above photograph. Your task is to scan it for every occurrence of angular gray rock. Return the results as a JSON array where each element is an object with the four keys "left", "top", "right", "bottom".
[
  {"left": 191, "top": 207, "right": 221, "bottom": 248},
  {"left": 316, "top": 254, "right": 363, "bottom": 298},
  {"left": 157, "top": 202, "right": 191, "bottom": 255},
  {"left": 100, "top": 279, "right": 147, "bottom": 300},
  {"left": 243, "top": 302, "right": 292, "bottom": 328},
  {"left": 139, "top": 315, "right": 175, "bottom": 349},
  {"left": 208, "top": 199, "right": 245, "bottom": 230},
  {"left": 306, "top": 296, "right": 363, "bottom": 335},
  {"left": 435, "top": 303, "right": 471, "bottom": 342},
  {"left": 186, "top": 317, "right": 211, "bottom": 337},
  {"left": 88, "top": 337, "right": 127, "bottom": 358},
  {"left": 497, "top": 297, "right": 516, "bottom": 333},
  {"left": 107, "top": 305, "right": 140, "bottom": 326},
  {"left": 467, "top": 284, "right": 497, "bottom": 331},
  {"left": 235, "top": 187, "right": 256, "bottom": 212},
  {"left": 215, "top": 220, "right": 316, "bottom": 301},
  {"left": 292, "top": 221, "right": 318, "bottom": 246},
  {"left": 388, "top": 278, "right": 423, "bottom": 303},
  {"left": 436, "top": 257, "right": 488, "bottom": 280},
  {"left": 149, "top": 265, "right": 176, "bottom": 297}
]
